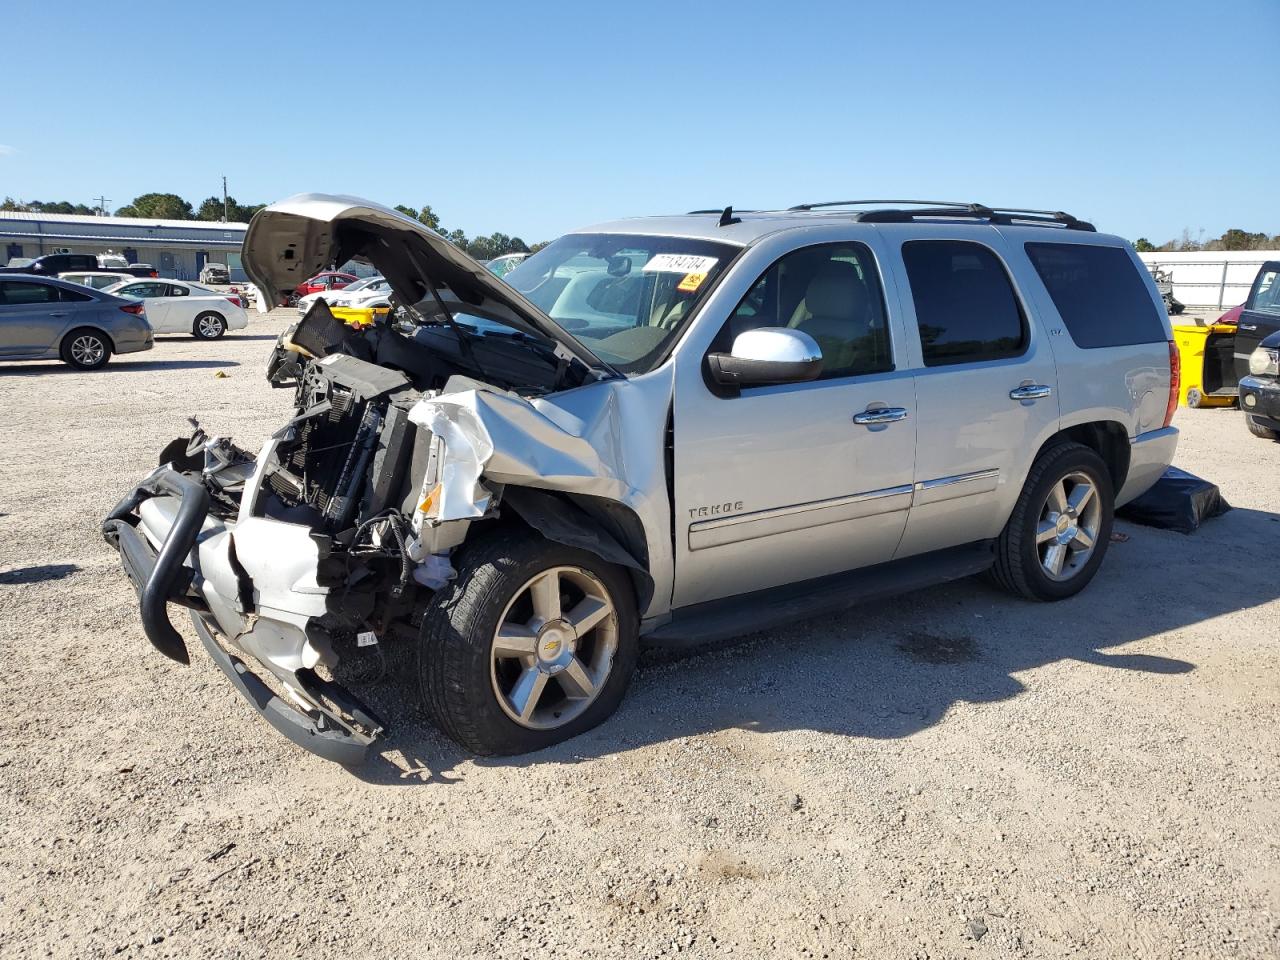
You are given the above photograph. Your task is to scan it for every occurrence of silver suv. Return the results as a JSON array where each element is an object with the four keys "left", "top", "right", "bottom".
[{"left": 102, "top": 195, "right": 1179, "bottom": 762}]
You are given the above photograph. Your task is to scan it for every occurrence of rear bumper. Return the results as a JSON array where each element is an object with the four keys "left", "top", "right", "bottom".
[
  {"left": 101, "top": 464, "right": 384, "bottom": 765},
  {"left": 1116, "top": 426, "right": 1179, "bottom": 508},
  {"left": 1239, "top": 375, "right": 1280, "bottom": 427}
]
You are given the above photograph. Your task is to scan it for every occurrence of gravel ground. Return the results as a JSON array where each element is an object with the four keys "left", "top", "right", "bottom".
[{"left": 1, "top": 311, "right": 1278, "bottom": 959}]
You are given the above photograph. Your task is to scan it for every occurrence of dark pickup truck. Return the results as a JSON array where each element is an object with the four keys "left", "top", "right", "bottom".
[{"left": 0, "top": 253, "right": 158, "bottom": 278}]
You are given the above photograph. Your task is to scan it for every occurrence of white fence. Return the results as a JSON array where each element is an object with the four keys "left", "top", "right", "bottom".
[{"left": 1138, "top": 251, "right": 1279, "bottom": 310}]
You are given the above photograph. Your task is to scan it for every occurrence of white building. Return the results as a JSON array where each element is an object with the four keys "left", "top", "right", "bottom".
[
  {"left": 1138, "top": 250, "right": 1279, "bottom": 310},
  {"left": 0, "top": 210, "right": 249, "bottom": 281}
]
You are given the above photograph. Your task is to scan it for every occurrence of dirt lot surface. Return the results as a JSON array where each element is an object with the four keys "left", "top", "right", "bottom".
[{"left": 1, "top": 311, "right": 1278, "bottom": 959}]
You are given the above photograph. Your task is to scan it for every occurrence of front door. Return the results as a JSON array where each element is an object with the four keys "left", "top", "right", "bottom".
[
  {"left": 881, "top": 229, "right": 1060, "bottom": 558},
  {"left": 672, "top": 239, "right": 917, "bottom": 608},
  {"left": 1235, "top": 261, "right": 1280, "bottom": 380}
]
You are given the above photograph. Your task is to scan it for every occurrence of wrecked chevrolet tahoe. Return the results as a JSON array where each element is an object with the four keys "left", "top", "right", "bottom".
[{"left": 102, "top": 196, "right": 1180, "bottom": 762}]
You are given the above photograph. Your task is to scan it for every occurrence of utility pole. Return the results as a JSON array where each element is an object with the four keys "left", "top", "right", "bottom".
[
  {"left": 93, "top": 195, "right": 110, "bottom": 216},
  {"left": 222, "top": 176, "right": 228, "bottom": 223}
]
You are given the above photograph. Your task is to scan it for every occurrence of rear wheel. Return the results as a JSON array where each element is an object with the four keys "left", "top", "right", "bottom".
[
  {"left": 990, "top": 442, "right": 1114, "bottom": 601},
  {"left": 60, "top": 328, "right": 111, "bottom": 370},
  {"left": 193, "top": 312, "right": 227, "bottom": 340},
  {"left": 419, "top": 529, "right": 638, "bottom": 755},
  {"left": 1246, "top": 415, "right": 1280, "bottom": 441}
]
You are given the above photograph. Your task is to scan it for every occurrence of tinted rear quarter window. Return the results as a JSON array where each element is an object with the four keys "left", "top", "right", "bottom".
[
  {"left": 1025, "top": 243, "right": 1166, "bottom": 348},
  {"left": 901, "top": 240, "right": 1027, "bottom": 366}
]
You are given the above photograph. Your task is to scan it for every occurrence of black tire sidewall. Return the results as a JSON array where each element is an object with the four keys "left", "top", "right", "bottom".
[
  {"left": 193, "top": 313, "right": 227, "bottom": 339},
  {"left": 60, "top": 329, "right": 110, "bottom": 370},
  {"left": 420, "top": 530, "right": 639, "bottom": 755},
  {"left": 1246, "top": 415, "right": 1280, "bottom": 441},
  {"left": 1013, "top": 445, "right": 1115, "bottom": 601}
]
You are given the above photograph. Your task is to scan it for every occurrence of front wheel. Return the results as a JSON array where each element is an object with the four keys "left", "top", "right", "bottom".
[
  {"left": 419, "top": 528, "right": 638, "bottom": 755},
  {"left": 193, "top": 312, "right": 227, "bottom": 340},
  {"left": 990, "top": 442, "right": 1114, "bottom": 601}
]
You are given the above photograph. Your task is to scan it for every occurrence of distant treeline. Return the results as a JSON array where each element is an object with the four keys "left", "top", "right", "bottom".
[
  {"left": 1135, "top": 228, "right": 1280, "bottom": 252},
  {"left": 1, "top": 195, "right": 543, "bottom": 259}
]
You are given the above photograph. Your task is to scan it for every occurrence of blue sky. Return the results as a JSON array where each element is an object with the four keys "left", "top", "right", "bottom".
[{"left": 3, "top": 0, "right": 1277, "bottom": 244}]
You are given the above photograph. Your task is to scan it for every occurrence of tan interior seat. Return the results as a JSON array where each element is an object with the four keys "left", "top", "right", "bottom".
[{"left": 787, "top": 261, "right": 873, "bottom": 372}]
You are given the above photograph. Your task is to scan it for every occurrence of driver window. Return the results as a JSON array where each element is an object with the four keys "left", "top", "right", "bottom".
[{"left": 722, "top": 242, "right": 893, "bottom": 380}]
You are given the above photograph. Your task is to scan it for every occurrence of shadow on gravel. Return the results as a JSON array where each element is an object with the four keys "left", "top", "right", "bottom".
[
  {"left": 0, "top": 359, "right": 239, "bottom": 375},
  {"left": 0, "top": 563, "right": 80, "bottom": 585},
  {"left": 345, "top": 509, "right": 1279, "bottom": 784}
]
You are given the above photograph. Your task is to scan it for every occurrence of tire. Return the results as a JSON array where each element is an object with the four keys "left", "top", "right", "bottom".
[
  {"left": 420, "top": 527, "right": 639, "bottom": 755},
  {"left": 59, "top": 328, "right": 111, "bottom": 370},
  {"left": 1246, "top": 415, "right": 1280, "bottom": 441},
  {"left": 1185, "top": 387, "right": 1203, "bottom": 408},
  {"left": 989, "top": 442, "right": 1115, "bottom": 601},
  {"left": 192, "top": 312, "right": 227, "bottom": 340}
]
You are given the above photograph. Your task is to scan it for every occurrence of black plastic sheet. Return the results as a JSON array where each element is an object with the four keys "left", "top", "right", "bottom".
[{"left": 1117, "top": 466, "right": 1231, "bottom": 534}]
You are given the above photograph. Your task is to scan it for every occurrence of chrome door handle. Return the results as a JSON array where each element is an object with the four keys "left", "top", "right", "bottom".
[
  {"left": 1009, "top": 384, "right": 1052, "bottom": 401},
  {"left": 853, "top": 406, "right": 909, "bottom": 425}
]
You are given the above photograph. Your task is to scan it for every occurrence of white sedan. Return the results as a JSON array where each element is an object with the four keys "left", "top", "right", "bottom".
[
  {"left": 104, "top": 279, "right": 249, "bottom": 339},
  {"left": 296, "top": 275, "right": 391, "bottom": 316}
]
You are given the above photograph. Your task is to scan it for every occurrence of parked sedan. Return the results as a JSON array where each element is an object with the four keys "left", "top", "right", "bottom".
[
  {"left": 104, "top": 279, "right": 249, "bottom": 339},
  {"left": 289, "top": 271, "right": 358, "bottom": 305},
  {"left": 295, "top": 275, "right": 390, "bottom": 315},
  {"left": 58, "top": 271, "right": 137, "bottom": 291},
  {"left": 199, "top": 263, "right": 231, "bottom": 285},
  {"left": 0, "top": 275, "right": 153, "bottom": 369}
]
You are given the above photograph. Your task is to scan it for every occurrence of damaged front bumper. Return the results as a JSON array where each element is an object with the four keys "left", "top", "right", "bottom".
[{"left": 101, "top": 463, "right": 385, "bottom": 766}]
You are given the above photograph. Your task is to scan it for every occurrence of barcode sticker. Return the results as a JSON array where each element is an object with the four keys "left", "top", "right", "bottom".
[
  {"left": 642, "top": 254, "right": 719, "bottom": 275},
  {"left": 356, "top": 631, "right": 378, "bottom": 648}
]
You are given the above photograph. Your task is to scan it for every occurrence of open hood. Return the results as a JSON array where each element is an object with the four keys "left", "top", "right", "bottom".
[{"left": 242, "top": 193, "right": 612, "bottom": 374}]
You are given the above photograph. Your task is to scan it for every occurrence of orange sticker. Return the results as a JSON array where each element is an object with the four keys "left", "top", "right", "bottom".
[{"left": 677, "top": 272, "right": 707, "bottom": 292}]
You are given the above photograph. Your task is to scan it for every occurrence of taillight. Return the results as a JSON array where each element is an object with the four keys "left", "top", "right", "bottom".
[
  {"left": 120, "top": 303, "right": 145, "bottom": 316},
  {"left": 1163, "top": 340, "right": 1180, "bottom": 428},
  {"left": 224, "top": 296, "right": 242, "bottom": 308}
]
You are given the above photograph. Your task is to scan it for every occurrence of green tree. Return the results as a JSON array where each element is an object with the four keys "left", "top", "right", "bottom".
[
  {"left": 1134, "top": 237, "right": 1155, "bottom": 252},
  {"left": 115, "top": 193, "right": 194, "bottom": 220}
]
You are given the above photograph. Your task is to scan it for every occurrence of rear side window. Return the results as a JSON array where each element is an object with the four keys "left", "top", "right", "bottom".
[
  {"left": 58, "top": 287, "right": 92, "bottom": 302},
  {"left": 0, "top": 281, "right": 60, "bottom": 305},
  {"left": 901, "top": 240, "right": 1027, "bottom": 366},
  {"left": 1025, "top": 243, "right": 1166, "bottom": 348}
]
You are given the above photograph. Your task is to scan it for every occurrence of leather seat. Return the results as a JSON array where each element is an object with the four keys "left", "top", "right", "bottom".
[{"left": 788, "top": 261, "right": 873, "bottom": 372}]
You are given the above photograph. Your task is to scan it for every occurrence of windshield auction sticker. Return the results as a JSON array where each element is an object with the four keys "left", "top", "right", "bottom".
[{"left": 642, "top": 254, "right": 719, "bottom": 275}]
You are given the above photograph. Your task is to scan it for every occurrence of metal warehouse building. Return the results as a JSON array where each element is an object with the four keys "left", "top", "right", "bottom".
[{"left": 0, "top": 211, "right": 249, "bottom": 281}]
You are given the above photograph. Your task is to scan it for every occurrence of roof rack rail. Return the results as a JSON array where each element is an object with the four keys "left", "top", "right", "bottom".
[
  {"left": 852, "top": 204, "right": 1095, "bottom": 232},
  {"left": 787, "top": 199, "right": 973, "bottom": 211}
]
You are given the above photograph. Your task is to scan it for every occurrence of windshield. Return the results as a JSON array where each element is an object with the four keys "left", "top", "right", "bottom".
[{"left": 504, "top": 233, "right": 740, "bottom": 374}]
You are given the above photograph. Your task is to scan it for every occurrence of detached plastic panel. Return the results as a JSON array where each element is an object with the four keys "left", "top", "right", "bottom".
[{"left": 1117, "top": 466, "right": 1231, "bottom": 534}]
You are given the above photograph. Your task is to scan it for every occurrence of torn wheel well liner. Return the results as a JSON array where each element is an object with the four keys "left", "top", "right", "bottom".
[{"left": 492, "top": 486, "right": 654, "bottom": 613}]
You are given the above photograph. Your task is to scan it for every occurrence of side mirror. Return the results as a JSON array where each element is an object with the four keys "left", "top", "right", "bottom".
[{"left": 707, "top": 328, "right": 823, "bottom": 387}]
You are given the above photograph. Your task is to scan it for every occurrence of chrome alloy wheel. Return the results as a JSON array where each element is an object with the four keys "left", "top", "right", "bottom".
[
  {"left": 490, "top": 566, "right": 619, "bottom": 730},
  {"left": 1036, "top": 471, "right": 1102, "bottom": 581},
  {"left": 70, "top": 334, "right": 105, "bottom": 366},
  {"left": 197, "top": 314, "right": 224, "bottom": 338}
]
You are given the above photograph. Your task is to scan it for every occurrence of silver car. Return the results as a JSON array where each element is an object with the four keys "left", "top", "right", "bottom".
[
  {"left": 102, "top": 195, "right": 1178, "bottom": 762},
  {"left": 0, "top": 275, "right": 154, "bottom": 369}
]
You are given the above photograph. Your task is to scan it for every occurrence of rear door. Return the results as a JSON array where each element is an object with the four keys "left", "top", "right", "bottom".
[
  {"left": 0, "top": 280, "right": 71, "bottom": 356},
  {"left": 1235, "top": 262, "right": 1280, "bottom": 379},
  {"left": 117, "top": 281, "right": 176, "bottom": 331},
  {"left": 879, "top": 225, "right": 1060, "bottom": 559}
]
